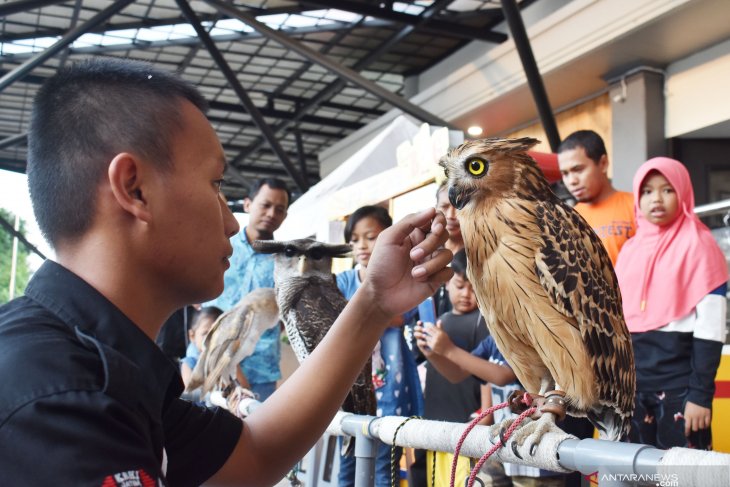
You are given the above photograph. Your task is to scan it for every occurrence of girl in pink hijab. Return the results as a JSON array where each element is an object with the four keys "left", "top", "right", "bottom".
[{"left": 615, "top": 157, "right": 727, "bottom": 450}]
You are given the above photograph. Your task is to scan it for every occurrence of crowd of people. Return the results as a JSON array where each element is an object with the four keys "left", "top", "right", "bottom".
[
  {"left": 101, "top": 137, "right": 730, "bottom": 486},
  {"left": 0, "top": 58, "right": 726, "bottom": 487}
]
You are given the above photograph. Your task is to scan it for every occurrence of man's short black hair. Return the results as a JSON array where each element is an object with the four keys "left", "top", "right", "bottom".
[
  {"left": 27, "top": 57, "right": 207, "bottom": 247},
  {"left": 557, "top": 130, "right": 607, "bottom": 164},
  {"left": 344, "top": 205, "right": 392, "bottom": 243},
  {"left": 248, "top": 177, "right": 291, "bottom": 208},
  {"left": 451, "top": 249, "right": 468, "bottom": 278}
]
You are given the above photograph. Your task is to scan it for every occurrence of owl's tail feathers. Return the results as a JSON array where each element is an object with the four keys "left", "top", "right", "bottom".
[
  {"left": 340, "top": 363, "right": 377, "bottom": 457},
  {"left": 203, "top": 354, "right": 232, "bottom": 395},
  {"left": 588, "top": 406, "right": 632, "bottom": 442},
  {"left": 341, "top": 362, "right": 377, "bottom": 416}
]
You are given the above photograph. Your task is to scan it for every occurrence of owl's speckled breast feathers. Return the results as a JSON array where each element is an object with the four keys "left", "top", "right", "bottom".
[{"left": 441, "top": 137, "right": 635, "bottom": 441}]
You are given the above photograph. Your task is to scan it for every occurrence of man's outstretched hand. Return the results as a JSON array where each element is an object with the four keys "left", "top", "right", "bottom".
[{"left": 360, "top": 207, "right": 453, "bottom": 321}]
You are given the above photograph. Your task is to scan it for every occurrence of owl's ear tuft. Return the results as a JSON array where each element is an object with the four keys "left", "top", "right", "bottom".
[
  {"left": 251, "top": 240, "right": 285, "bottom": 254},
  {"left": 328, "top": 243, "right": 353, "bottom": 257},
  {"left": 501, "top": 137, "right": 540, "bottom": 153}
]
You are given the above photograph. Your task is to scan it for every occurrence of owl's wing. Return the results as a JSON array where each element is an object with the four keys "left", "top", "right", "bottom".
[
  {"left": 186, "top": 312, "right": 227, "bottom": 392},
  {"left": 185, "top": 303, "right": 255, "bottom": 394},
  {"left": 230, "top": 288, "right": 280, "bottom": 363},
  {"left": 533, "top": 201, "right": 634, "bottom": 418}
]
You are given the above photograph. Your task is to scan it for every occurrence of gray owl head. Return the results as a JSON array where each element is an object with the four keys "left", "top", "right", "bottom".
[{"left": 252, "top": 238, "right": 352, "bottom": 278}]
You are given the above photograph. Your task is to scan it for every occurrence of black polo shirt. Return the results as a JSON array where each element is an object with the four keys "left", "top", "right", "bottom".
[{"left": 0, "top": 260, "right": 242, "bottom": 486}]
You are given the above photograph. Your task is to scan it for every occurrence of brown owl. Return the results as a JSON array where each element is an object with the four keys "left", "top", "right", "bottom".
[{"left": 440, "top": 137, "right": 634, "bottom": 446}]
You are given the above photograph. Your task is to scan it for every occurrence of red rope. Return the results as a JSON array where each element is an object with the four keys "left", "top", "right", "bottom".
[
  {"left": 449, "top": 392, "right": 536, "bottom": 487},
  {"left": 465, "top": 406, "right": 537, "bottom": 487}
]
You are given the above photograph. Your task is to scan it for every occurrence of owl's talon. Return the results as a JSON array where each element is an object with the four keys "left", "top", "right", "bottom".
[
  {"left": 491, "top": 418, "right": 514, "bottom": 444},
  {"left": 529, "top": 442, "right": 538, "bottom": 456},
  {"left": 499, "top": 426, "right": 508, "bottom": 445},
  {"left": 511, "top": 440, "right": 523, "bottom": 459}
]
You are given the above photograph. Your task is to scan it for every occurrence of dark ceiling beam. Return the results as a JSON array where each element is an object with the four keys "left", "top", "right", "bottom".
[
  {"left": 0, "top": 0, "right": 64, "bottom": 17},
  {"left": 0, "top": 4, "right": 311, "bottom": 42},
  {"left": 208, "top": 101, "right": 364, "bottom": 130},
  {"left": 0, "top": 12, "right": 220, "bottom": 42},
  {"left": 0, "top": 159, "right": 27, "bottom": 174},
  {"left": 177, "top": 0, "right": 309, "bottom": 192},
  {"left": 0, "top": 67, "right": 383, "bottom": 120},
  {"left": 56, "top": 0, "right": 84, "bottom": 70},
  {"left": 0, "top": 19, "right": 396, "bottom": 62},
  {"left": 355, "top": 0, "right": 454, "bottom": 66},
  {"left": 0, "top": 12, "right": 394, "bottom": 43},
  {"left": 500, "top": 0, "right": 560, "bottom": 152},
  {"left": 0, "top": 151, "right": 322, "bottom": 184},
  {"left": 223, "top": 140, "right": 325, "bottom": 161},
  {"left": 270, "top": 93, "right": 384, "bottom": 117},
  {"left": 206, "top": 115, "right": 342, "bottom": 138},
  {"left": 268, "top": 14, "right": 364, "bottom": 101},
  {"left": 177, "top": 10, "right": 227, "bottom": 75},
  {"left": 0, "top": 132, "right": 28, "bottom": 150},
  {"left": 0, "top": 69, "right": 45, "bottom": 85},
  {"left": 395, "top": 1, "right": 543, "bottom": 79},
  {"left": 205, "top": 0, "right": 453, "bottom": 128},
  {"left": 294, "top": 129, "right": 309, "bottom": 188},
  {"left": 227, "top": 0, "right": 454, "bottom": 165},
  {"left": 223, "top": 161, "right": 319, "bottom": 180},
  {"left": 300, "top": 0, "right": 507, "bottom": 43},
  {"left": 0, "top": 0, "right": 135, "bottom": 94}
]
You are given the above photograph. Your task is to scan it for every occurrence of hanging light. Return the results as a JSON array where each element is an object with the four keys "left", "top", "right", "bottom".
[{"left": 467, "top": 126, "right": 483, "bottom": 136}]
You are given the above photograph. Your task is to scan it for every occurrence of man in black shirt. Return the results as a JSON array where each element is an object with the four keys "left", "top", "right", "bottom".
[{"left": 0, "top": 58, "right": 452, "bottom": 486}]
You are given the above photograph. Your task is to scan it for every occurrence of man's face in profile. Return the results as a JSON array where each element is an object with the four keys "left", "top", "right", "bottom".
[{"left": 146, "top": 100, "right": 239, "bottom": 303}]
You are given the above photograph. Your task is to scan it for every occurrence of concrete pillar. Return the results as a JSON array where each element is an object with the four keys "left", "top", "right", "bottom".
[{"left": 608, "top": 67, "right": 666, "bottom": 191}]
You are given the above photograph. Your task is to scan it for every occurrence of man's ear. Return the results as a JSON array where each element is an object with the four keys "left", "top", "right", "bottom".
[
  {"left": 243, "top": 197, "right": 252, "bottom": 213},
  {"left": 598, "top": 154, "right": 609, "bottom": 175},
  {"left": 108, "top": 152, "right": 152, "bottom": 222}
]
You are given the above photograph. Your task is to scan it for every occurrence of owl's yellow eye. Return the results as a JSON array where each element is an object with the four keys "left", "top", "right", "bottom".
[{"left": 465, "top": 157, "right": 487, "bottom": 177}]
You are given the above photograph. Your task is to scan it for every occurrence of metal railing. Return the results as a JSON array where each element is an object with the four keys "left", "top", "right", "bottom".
[
  {"left": 695, "top": 198, "right": 730, "bottom": 220},
  {"left": 228, "top": 396, "right": 730, "bottom": 487}
]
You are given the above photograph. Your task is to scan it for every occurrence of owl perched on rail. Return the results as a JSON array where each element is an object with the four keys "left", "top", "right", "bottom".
[
  {"left": 440, "top": 137, "right": 634, "bottom": 445},
  {"left": 251, "top": 238, "right": 377, "bottom": 418}
]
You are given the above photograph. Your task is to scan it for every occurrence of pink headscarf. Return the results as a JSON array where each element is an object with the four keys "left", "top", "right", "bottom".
[{"left": 615, "top": 157, "right": 728, "bottom": 333}]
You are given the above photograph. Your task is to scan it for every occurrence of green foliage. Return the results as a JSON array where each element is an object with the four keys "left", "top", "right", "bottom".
[{"left": 0, "top": 208, "right": 31, "bottom": 304}]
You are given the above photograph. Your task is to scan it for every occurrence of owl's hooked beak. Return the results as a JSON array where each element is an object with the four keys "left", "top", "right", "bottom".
[
  {"left": 448, "top": 184, "right": 473, "bottom": 210},
  {"left": 297, "top": 256, "right": 309, "bottom": 274}
]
